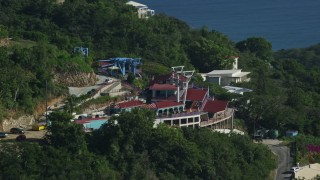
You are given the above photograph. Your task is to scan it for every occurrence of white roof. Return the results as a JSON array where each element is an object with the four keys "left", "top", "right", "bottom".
[
  {"left": 206, "top": 69, "right": 250, "bottom": 77},
  {"left": 236, "top": 72, "right": 251, "bottom": 77},
  {"left": 207, "top": 69, "right": 240, "bottom": 75},
  {"left": 126, "top": 1, "right": 147, "bottom": 8}
]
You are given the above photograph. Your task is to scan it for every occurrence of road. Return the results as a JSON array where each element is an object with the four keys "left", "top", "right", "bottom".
[
  {"left": 263, "top": 140, "right": 293, "bottom": 180},
  {"left": 1, "top": 129, "right": 47, "bottom": 142},
  {"left": 68, "top": 75, "right": 111, "bottom": 97}
]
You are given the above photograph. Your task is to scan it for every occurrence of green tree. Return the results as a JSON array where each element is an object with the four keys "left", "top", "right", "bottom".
[
  {"left": 0, "top": 25, "right": 8, "bottom": 38},
  {"left": 236, "top": 37, "right": 273, "bottom": 61},
  {"left": 46, "top": 111, "right": 87, "bottom": 154},
  {"left": 127, "top": 72, "right": 135, "bottom": 83},
  {"left": 187, "top": 37, "right": 235, "bottom": 72}
]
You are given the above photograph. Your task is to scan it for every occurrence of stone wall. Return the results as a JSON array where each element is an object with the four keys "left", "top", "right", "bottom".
[
  {"left": 1, "top": 115, "right": 35, "bottom": 132},
  {"left": 53, "top": 72, "right": 97, "bottom": 87}
]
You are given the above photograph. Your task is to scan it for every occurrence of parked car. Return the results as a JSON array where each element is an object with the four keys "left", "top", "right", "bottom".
[
  {"left": 32, "top": 124, "right": 46, "bottom": 131},
  {"left": 0, "top": 132, "right": 8, "bottom": 138},
  {"left": 290, "top": 166, "right": 300, "bottom": 173},
  {"left": 105, "top": 78, "right": 113, "bottom": 83},
  {"left": 10, "top": 128, "right": 25, "bottom": 134}
]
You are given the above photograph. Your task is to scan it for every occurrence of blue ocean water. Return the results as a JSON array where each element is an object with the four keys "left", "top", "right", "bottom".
[{"left": 138, "top": 0, "right": 320, "bottom": 50}]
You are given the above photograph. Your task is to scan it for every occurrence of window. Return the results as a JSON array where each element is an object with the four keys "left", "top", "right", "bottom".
[
  {"left": 173, "top": 120, "right": 179, "bottom": 125},
  {"left": 181, "top": 119, "right": 187, "bottom": 124},
  {"left": 195, "top": 117, "right": 199, "bottom": 122}
]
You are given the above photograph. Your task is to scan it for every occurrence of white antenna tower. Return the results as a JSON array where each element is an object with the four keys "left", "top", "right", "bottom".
[{"left": 171, "top": 66, "right": 184, "bottom": 73}]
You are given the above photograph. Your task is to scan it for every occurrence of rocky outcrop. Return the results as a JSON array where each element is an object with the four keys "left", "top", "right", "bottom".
[
  {"left": 53, "top": 72, "right": 97, "bottom": 87},
  {"left": 1, "top": 115, "right": 35, "bottom": 132},
  {"left": 0, "top": 96, "right": 65, "bottom": 132},
  {"left": 0, "top": 38, "right": 10, "bottom": 47}
]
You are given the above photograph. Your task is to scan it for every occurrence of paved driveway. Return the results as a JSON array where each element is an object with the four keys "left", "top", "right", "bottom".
[
  {"left": 263, "top": 140, "right": 293, "bottom": 180},
  {"left": 68, "top": 75, "right": 110, "bottom": 97}
]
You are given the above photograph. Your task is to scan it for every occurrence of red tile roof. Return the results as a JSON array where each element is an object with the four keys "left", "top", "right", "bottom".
[
  {"left": 151, "top": 94, "right": 178, "bottom": 101},
  {"left": 145, "top": 101, "right": 184, "bottom": 109},
  {"left": 186, "top": 89, "right": 208, "bottom": 101},
  {"left": 115, "top": 100, "right": 144, "bottom": 109},
  {"left": 149, "top": 83, "right": 177, "bottom": 90},
  {"left": 203, "top": 100, "right": 228, "bottom": 113},
  {"left": 150, "top": 72, "right": 188, "bottom": 85},
  {"left": 150, "top": 73, "right": 172, "bottom": 84}
]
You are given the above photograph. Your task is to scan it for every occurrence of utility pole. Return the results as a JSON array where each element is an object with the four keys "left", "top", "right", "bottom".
[
  {"left": 254, "top": 119, "right": 256, "bottom": 135},
  {"left": 45, "top": 80, "right": 48, "bottom": 125}
]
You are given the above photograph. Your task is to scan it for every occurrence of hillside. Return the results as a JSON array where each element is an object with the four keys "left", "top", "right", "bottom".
[{"left": 0, "top": 0, "right": 320, "bottom": 179}]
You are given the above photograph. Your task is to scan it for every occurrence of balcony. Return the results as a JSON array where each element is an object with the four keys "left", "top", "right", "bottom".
[
  {"left": 200, "top": 108, "right": 234, "bottom": 127},
  {"left": 157, "top": 111, "right": 205, "bottom": 119}
]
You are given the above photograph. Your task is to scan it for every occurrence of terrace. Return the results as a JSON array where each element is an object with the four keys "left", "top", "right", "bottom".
[{"left": 200, "top": 108, "right": 234, "bottom": 128}]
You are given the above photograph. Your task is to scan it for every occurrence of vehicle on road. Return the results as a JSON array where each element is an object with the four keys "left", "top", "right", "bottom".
[
  {"left": 253, "top": 134, "right": 263, "bottom": 143},
  {"left": 290, "top": 166, "right": 300, "bottom": 173},
  {"left": 0, "top": 132, "right": 8, "bottom": 138},
  {"left": 105, "top": 78, "right": 113, "bottom": 84},
  {"left": 32, "top": 124, "right": 46, "bottom": 131},
  {"left": 10, "top": 128, "right": 25, "bottom": 134}
]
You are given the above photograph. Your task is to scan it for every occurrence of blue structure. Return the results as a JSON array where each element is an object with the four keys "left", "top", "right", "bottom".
[
  {"left": 98, "top": 57, "right": 142, "bottom": 76},
  {"left": 74, "top": 47, "right": 89, "bottom": 57}
]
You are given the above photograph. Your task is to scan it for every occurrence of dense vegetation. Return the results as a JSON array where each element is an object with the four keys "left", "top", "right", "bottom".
[
  {"left": 0, "top": 110, "right": 276, "bottom": 179},
  {"left": 0, "top": 0, "right": 237, "bottom": 118},
  {"left": 0, "top": 0, "right": 320, "bottom": 178},
  {"left": 234, "top": 43, "right": 320, "bottom": 136}
]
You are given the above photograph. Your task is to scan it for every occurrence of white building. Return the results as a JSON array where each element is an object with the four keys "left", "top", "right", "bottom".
[
  {"left": 126, "top": 1, "right": 155, "bottom": 19},
  {"left": 200, "top": 56, "right": 251, "bottom": 86},
  {"left": 205, "top": 69, "right": 251, "bottom": 86}
]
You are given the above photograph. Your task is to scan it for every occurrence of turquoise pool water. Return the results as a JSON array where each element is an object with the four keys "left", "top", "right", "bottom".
[{"left": 83, "top": 119, "right": 108, "bottom": 130}]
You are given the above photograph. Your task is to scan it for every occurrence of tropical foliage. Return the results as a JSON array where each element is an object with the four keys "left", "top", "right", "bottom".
[
  {"left": 0, "top": 0, "right": 320, "bottom": 178},
  {"left": 0, "top": 110, "right": 276, "bottom": 179}
]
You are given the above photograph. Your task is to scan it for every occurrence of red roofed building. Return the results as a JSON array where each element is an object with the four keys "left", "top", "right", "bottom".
[
  {"left": 149, "top": 83, "right": 177, "bottom": 91},
  {"left": 184, "top": 88, "right": 209, "bottom": 112},
  {"left": 109, "top": 66, "right": 234, "bottom": 130},
  {"left": 149, "top": 72, "right": 188, "bottom": 85},
  {"left": 112, "top": 100, "right": 145, "bottom": 114},
  {"left": 153, "top": 101, "right": 184, "bottom": 109},
  {"left": 115, "top": 100, "right": 144, "bottom": 109},
  {"left": 149, "top": 73, "right": 172, "bottom": 85},
  {"left": 203, "top": 100, "right": 228, "bottom": 114},
  {"left": 144, "top": 101, "right": 184, "bottom": 116},
  {"left": 148, "top": 69, "right": 190, "bottom": 103},
  {"left": 186, "top": 88, "right": 208, "bottom": 101},
  {"left": 201, "top": 100, "right": 234, "bottom": 128},
  {"left": 149, "top": 83, "right": 178, "bottom": 101}
]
